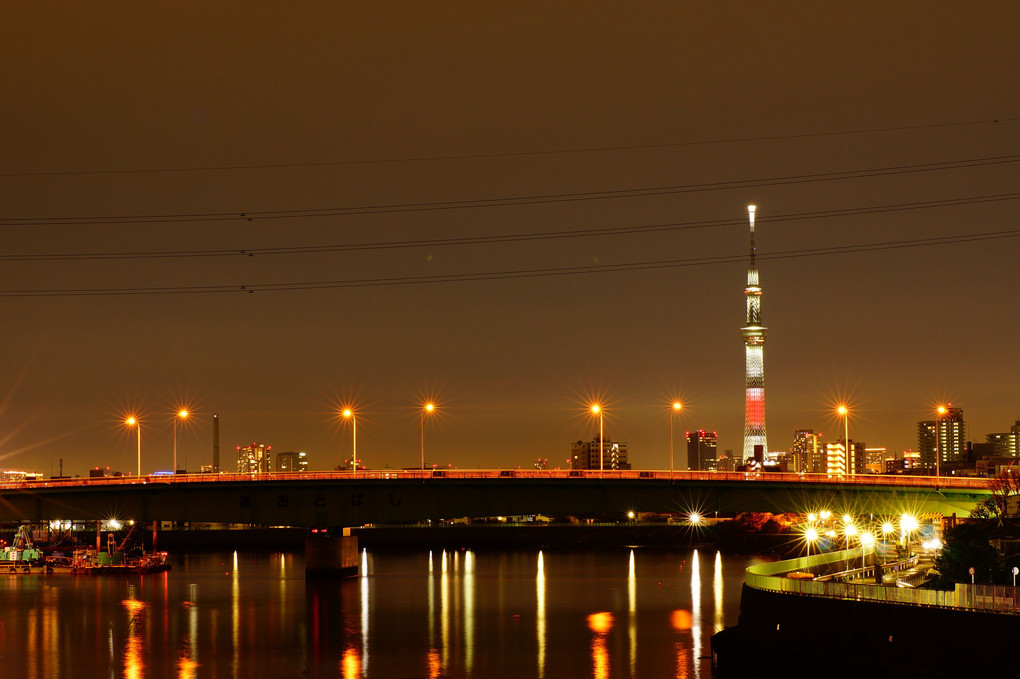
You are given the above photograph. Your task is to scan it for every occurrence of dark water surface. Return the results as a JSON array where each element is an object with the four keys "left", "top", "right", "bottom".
[{"left": 0, "top": 548, "right": 764, "bottom": 678}]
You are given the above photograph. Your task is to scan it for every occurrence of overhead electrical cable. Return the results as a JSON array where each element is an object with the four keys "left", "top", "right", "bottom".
[
  {"left": 2, "top": 227, "right": 1017, "bottom": 297},
  {"left": 2, "top": 154, "right": 1018, "bottom": 227},
  {"left": 3, "top": 117, "right": 1017, "bottom": 178},
  {"left": 0, "top": 192, "right": 1016, "bottom": 262}
]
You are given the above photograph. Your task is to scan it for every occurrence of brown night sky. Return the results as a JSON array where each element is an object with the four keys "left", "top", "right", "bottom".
[{"left": 1, "top": 3, "right": 1019, "bottom": 475}]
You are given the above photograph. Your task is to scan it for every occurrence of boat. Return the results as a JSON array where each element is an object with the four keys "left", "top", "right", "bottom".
[
  {"left": 0, "top": 525, "right": 48, "bottom": 573},
  {"left": 70, "top": 547, "right": 171, "bottom": 575}
]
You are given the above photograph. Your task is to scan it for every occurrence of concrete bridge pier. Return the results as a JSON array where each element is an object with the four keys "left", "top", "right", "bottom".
[{"left": 304, "top": 528, "right": 358, "bottom": 579}]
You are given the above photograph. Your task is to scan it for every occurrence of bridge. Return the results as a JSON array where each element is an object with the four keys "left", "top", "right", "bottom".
[{"left": 0, "top": 469, "right": 991, "bottom": 527}]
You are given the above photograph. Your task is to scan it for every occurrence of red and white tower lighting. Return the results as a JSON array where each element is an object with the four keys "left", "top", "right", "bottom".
[{"left": 741, "top": 205, "right": 768, "bottom": 460}]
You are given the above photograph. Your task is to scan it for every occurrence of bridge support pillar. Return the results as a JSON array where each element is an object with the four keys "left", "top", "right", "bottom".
[{"left": 305, "top": 528, "right": 358, "bottom": 579}]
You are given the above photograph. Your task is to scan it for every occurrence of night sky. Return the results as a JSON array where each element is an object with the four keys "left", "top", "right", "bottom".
[{"left": 2, "top": 4, "right": 1018, "bottom": 476}]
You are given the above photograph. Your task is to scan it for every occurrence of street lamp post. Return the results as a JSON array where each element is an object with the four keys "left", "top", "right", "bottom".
[
  {"left": 125, "top": 416, "right": 141, "bottom": 477},
  {"left": 591, "top": 404, "right": 604, "bottom": 476},
  {"left": 837, "top": 405, "right": 850, "bottom": 475},
  {"left": 860, "top": 531, "right": 874, "bottom": 576},
  {"left": 805, "top": 527, "right": 818, "bottom": 562},
  {"left": 935, "top": 405, "right": 947, "bottom": 478},
  {"left": 900, "top": 514, "right": 919, "bottom": 558},
  {"left": 421, "top": 402, "right": 435, "bottom": 473},
  {"left": 343, "top": 408, "right": 357, "bottom": 472},
  {"left": 670, "top": 401, "right": 682, "bottom": 478},
  {"left": 843, "top": 515, "right": 857, "bottom": 571},
  {"left": 173, "top": 409, "right": 189, "bottom": 475},
  {"left": 881, "top": 521, "right": 894, "bottom": 564}
]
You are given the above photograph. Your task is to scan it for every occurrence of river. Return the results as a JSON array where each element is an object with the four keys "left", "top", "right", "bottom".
[{"left": 0, "top": 547, "right": 764, "bottom": 678}]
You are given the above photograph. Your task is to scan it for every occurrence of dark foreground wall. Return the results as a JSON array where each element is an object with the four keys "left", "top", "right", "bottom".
[{"left": 712, "top": 584, "right": 1020, "bottom": 678}]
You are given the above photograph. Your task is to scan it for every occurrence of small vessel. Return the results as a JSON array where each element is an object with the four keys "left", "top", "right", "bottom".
[
  {"left": 70, "top": 547, "right": 171, "bottom": 575},
  {"left": 70, "top": 529, "right": 170, "bottom": 574},
  {"left": 1, "top": 525, "right": 48, "bottom": 573}
]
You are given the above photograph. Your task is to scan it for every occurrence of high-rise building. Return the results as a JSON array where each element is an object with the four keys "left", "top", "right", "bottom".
[
  {"left": 985, "top": 419, "right": 1020, "bottom": 457},
  {"left": 791, "top": 430, "right": 822, "bottom": 473},
  {"left": 825, "top": 442, "right": 853, "bottom": 476},
  {"left": 570, "top": 437, "right": 630, "bottom": 471},
  {"left": 741, "top": 205, "right": 768, "bottom": 460},
  {"left": 686, "top": 430, "right": 719, "bottom": 471},
  {"left": 918, "top": 406, "right": 965, "bottom": 472},
  {"left": 276, "top": 451, "right": 308, "bottom": 472},
  {"left": 717, "top": 450, "right": 737, "bottom": 472},
  {"left": 237, "top": 442, "right": 271, "bottom": 474},
  {"left": 863, "top": 447, "right": 887, "bottom": 474},
  {"left": 849, "top": 441, "right": 867, "bottom": 475}
]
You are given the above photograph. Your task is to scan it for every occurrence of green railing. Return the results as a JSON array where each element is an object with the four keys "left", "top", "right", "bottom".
[{"left": 746, "top": 548, "right": 1019, "bottom": 614}]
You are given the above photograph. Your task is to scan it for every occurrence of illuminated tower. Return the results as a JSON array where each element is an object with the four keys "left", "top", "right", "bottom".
[{"left": 741, "top": 205, "right": 767, "bottom": 460}]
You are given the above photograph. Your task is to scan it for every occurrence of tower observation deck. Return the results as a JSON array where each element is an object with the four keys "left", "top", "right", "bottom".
[{"left": 741, "top": 205, "right": 767, "bottom": 460}]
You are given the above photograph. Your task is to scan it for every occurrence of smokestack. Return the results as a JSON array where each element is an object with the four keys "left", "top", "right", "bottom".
[{"left": 213, "top": 413, "right": 220, "bottom": 473}]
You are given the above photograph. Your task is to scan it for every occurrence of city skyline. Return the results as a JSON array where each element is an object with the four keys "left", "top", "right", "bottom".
[{"left": 2, "top": 4, "right": 1019, "bottom": 475}]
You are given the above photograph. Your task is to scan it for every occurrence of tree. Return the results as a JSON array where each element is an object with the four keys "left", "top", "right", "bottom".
[
  {"left": 988, "top": 466, "right": 1020, "bottom": 523},
  {"left": 927, "top": 521, "right": 1001, "bottom": 590}
]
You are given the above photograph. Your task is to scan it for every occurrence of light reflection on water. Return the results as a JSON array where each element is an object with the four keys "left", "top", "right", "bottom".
[{"left": 0, "top": 547, "right": 754, "bottom": 677}]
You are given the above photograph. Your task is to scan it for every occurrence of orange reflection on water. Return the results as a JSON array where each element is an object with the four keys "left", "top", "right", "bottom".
[
  {"left": 121, "top": 599, "right": 147, "bottom": 679},
  {"left": 674, "top": 641, "right": 690, "bottom": 679},
  {"left": 587, "top": 612, "right": 613, "bottom": 679},
  {"left": 671, "top": 609, "right": 692, "bottom": 631},
  {"left": 426, "top": 648, "right": 442, "bottom": 678},
  {"left": 342, "top": 647, "right": 362, "bottom": 679},
  {"left": 587, "top": 611, "right": 613, "bottom": 635},
  {"left": 178, "top": 656, "right": 198, "bottom": 679}
]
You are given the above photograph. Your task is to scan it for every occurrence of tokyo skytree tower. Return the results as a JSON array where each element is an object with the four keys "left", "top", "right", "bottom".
[{"left": 741, "top": 205, "right": 767, "bottom": 460}]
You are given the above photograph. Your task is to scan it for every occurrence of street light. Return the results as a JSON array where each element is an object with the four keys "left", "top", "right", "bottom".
[
  {"left": 804, "top": 527, "right": 819, "bottom": 561},
  {"left": 125, "top": 416, "right": 141, "bottom": 477},
  {"left": 670, "top": 401, "right": 682, "bottom": 478},
  {"left": 421, "top": 402, "right": 436, "bottom": 472},
  {"left": 173, "top": 409, "right": 189, "bottom": 475},
  {"left": 837, "top": 405, "right": 851, "bottom": 475},
  {"left": 881, "top": 521, "right": 894, "bottom": 563},
  {"left": 342, "top": 408, "right": 357, "bottom": 472},
  {"left": 590, "top": 404, "right": 605, "bottom": 476},
  {"left": 843, "top": 516, "right": 857, "bottom": 570},
  {"left": 935, "top": 405, "right": 948, "bottom": 478},
  {"left": 860, "top": 531, "right": 875, "bottom": 574},
  {"left": 900, "top": 513, "right": 919, "bottom": 557}
]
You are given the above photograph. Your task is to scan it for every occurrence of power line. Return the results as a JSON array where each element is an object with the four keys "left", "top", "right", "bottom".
[
  {"left": 1, "top": 192, "right": 1016, "bottom": 262},
  {"left": 3, "top": 153, "right": 1018, "bottom": 227},
  {"left": 2, "top": 227, "right": 1016, "bottom": 298},
  {"left": 3, "top": 117, "right": 1017, "bottom": 178}
]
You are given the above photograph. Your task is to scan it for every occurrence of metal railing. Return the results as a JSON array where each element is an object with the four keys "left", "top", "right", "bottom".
[
  {"left": 746, "top": 548, "right": 1019, "bottom": 615},
  {"left": 0, "top": 468, "right": 993, "bottom": 491}
]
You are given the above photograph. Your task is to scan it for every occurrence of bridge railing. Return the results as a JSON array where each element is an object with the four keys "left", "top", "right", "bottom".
[{"left": 0, "top": 468, "right": 992, "bottom": 491}]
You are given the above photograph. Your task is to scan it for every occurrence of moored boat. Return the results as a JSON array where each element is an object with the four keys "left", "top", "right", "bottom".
[{"left": 70, "top": 548, "right": 171, "bottom": 575}]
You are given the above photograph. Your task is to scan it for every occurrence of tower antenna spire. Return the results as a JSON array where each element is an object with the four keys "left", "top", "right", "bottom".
[
  {"left": 741, "top": 204, "right": 767, "bottom": 462},
  {"left": 748, "top": 204, "right": 757, "bottom": 266}
]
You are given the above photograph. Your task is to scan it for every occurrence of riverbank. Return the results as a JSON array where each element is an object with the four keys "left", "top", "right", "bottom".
[
  {"left": 147, "top": 523, "right": 798, "bottom": 554},
  {"left": 713, "top": 582, "right": 1019, "bottom": 677},
  {"left": 6, "top": 522, "right": 802, "bottom": 554}
]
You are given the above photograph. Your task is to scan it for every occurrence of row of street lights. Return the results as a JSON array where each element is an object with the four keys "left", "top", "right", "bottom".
[
  {"left": 124, "top": 403, "right": 440, "bottom": 477},
  {"left": 338, "top": 402, "right": 437, "bottom": 473},
  {"left": 123, "top": 410, "right": 189, "bottom": 477},
  {"left": 803, "top": 512, "right": 922, "bottom": 571},
  {"left": 829, "top": 402, "right": 951, "bottom": 477},
  {"left": 124, "top": 399, "right": 951, "bottom": 477}
]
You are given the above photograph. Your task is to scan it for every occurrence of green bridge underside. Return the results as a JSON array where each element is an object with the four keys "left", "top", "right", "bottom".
[{"left": 0, "top": 478, "right": 987, "bottom": 527}]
